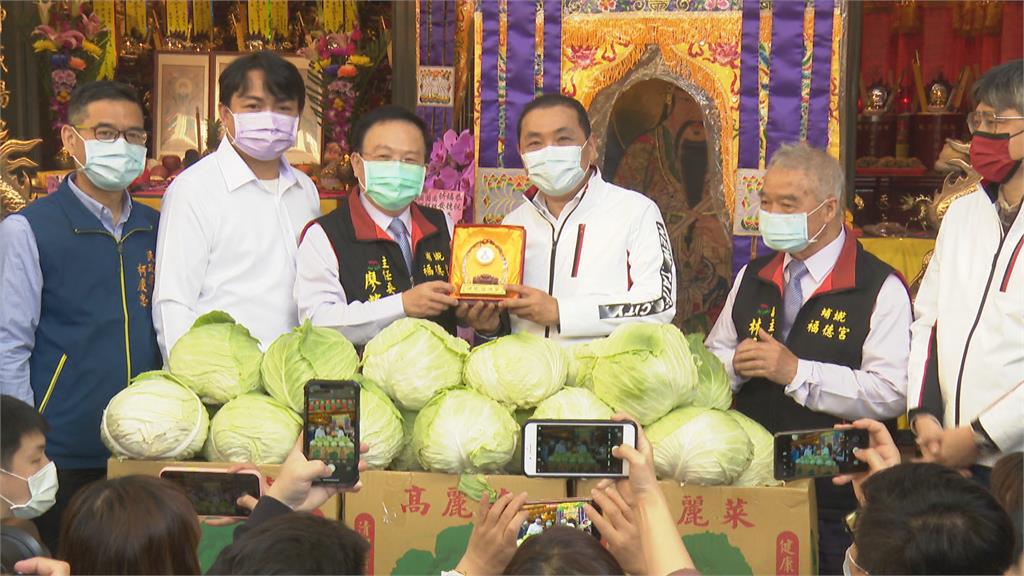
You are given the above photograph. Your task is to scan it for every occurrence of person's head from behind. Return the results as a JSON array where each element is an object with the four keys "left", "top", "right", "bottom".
[
  {"left": 991, "top": 452, "right": 1023, "bottom": 564},
  {"left": 59, "top": 475, "right": 200, "bottom": 575},
  {"left": 503, "top": 526, "right": 624, "bottom": 575},
  {"left": 0, "top": 396, "right": 54, "bottom": 520},
  {"left": 760, "top": 141, "right": 844, "bottom": 257},
  {"left": 218, "top": 51, "right": 305, "bottom": 162},
  {"left": 849, "top": 463, "right": 1015, "bottom": 575},
  {"left": 60, "top": 81, "right": 147, "bottom": 192},
  {"left": 207, "top": 512, "right": 368, "bottom": 575},
  {"left": 517, "top": 94, "right": 596, "bottom": 199},
  {"left": 968, "top": 59, "right": 1024, "bottom": 184},
  {"left": 349, "top": 105, "right": 432, "bottom": 215}
]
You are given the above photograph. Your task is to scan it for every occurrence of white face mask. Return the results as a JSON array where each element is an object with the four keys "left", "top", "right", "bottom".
[
  {"left": 522, "top": 143, "right": 589, "bottom": 198},
  {"left": 1, "top": 461, "right": 58, "bottom": 519}
]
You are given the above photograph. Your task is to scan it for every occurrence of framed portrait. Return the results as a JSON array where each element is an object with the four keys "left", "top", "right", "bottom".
[
  {"left": 153, "top": 52, "right": 210, "bottom": 159},
  {"left": 212, "top": 53, "right": 323, "bottom": 165}
]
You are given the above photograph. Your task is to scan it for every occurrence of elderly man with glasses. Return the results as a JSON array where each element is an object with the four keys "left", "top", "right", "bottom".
[
  {"left": 0, "top": 81, "right": 161, "bottom": 551},
  {"left": 908, "top": 59, "right": 1024, "bottom": 483}
]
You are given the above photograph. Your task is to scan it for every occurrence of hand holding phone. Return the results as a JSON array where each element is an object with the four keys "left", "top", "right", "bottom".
[
  {"left": 304, "top": 380, "right": 361, "bottom": 487},
  {"left": 159, "top": 468, "right": 262, "bottom": 518},
  {"left": 832, "top": 419, "right": 902, "bottom": 503},
  {"left": 774, "top": 427, "right": 871, "bottom": 480},
  {"left": 523, "top": 420, "right": 637, "bottom": 478}
]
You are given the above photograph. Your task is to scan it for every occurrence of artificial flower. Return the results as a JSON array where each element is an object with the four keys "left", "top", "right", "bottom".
[
  {"left": 56, "top": 90, "right": 71, "bottom": 103},
  {"left": 68, "top": 57, "right": 87, "bottom": 71},
  {"left": 332, "top": 97, "right": 345, "bottom": 110},
  {"left": 34, "top": 24, "right": 85, "bottom": 50},
  {"left": 81, "top": 40, "right": 101, "bottom": 58},
  {"left": 347, "top": 54, "right": 371, "bottom": 67},
  {"left": 79, "top": 13, "right": 104, "bottom": 39},
  {"left": 33, "top": 39, "right": 58, "bottom": 53},
  {"left": 51, "top": 53, "right": 69, "bottom": 68},
  {"left": 337, "top": 64, "right": 358, "bottom": 78},
  {"left": 325, "top": 64, "right": 340, "bottom": 78}
]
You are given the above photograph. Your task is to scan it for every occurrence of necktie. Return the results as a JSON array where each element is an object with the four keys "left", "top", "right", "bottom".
[
  {"left": 780, "top": 259, "right": 809, "bottom": 341},
  {"left": 388, "top": 218, "right": 414, "bottom": 274}
]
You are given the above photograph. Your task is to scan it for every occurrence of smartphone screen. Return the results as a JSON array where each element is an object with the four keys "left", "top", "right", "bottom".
[
  {"left": 524, "top": 420, "right": 635, "bottom": 477},
  {"left": 517, "top": 500, "right": 601, "bottom": 546},
  {"left": 159, "top": 470, "right": 260, "bottom": 517},
  {"left": 774, "top": 428, "right": 869, "bottom": 480},
  {"left": 304, "top": 380, "right": 360, "bottom": 486}
]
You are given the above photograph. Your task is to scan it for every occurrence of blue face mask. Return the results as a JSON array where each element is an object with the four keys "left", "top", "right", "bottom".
[
  {"left": 758, "top": 199, "right": 830, "bottom": 253},
  {"left": 72, "top": 128, "right": 147, "bottom": 192}
]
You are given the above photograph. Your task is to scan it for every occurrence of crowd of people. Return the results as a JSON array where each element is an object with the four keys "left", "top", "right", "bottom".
[{"left": 0, "top": 46, "right": 1021, "bottom": 575}]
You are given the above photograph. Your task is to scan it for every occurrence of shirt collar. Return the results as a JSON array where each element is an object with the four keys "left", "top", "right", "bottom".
[
  {"left": 529, "top": 167, "right": 599, "bottom": 220},
  {"left": 358, "top": 190, "right": 411, "bottom": 233},
  {"left": 216, "top": 138, "right": 299, "bottom": 194},
  {"left": 67, "top": 173, "right": 132, "bottom": 227},
  {"left": 784, "top": 227, "right": 846, "bottom": 283}
]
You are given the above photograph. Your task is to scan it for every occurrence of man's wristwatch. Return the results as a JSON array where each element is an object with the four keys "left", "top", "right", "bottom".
[{"left": 970, "top": 419, "right": 998, "bottom": 453}]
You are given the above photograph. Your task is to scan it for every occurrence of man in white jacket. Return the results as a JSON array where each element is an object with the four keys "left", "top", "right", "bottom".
[
  {"left": 499, "top": 94, "right": 677, "bottom": 344},
  {"left": 908, "top": 59, "right": 1024, "bottom": 476}
]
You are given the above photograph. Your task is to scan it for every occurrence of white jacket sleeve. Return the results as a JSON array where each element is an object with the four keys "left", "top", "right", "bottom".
[
  {"left": 558, "top": 203, "right": 676, "bottom": 338},
  {"left": 907, "top": 214, "right": 946, "bottom": 416},
  {"left": 978, "top": 382, "right": 1024, "bottom": 453}
]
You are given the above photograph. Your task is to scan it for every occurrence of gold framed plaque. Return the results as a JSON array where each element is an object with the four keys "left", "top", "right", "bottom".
[{"left": 449, "top": 224, "right": 525, "bottom": 300}]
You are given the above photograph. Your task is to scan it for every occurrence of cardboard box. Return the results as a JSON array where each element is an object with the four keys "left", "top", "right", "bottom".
[
  {"left": 344, "top": 471, "right": 567, "bottom": 575},
  {"left": 578, "top": 479, "right": 818, "bottom": 576},
  {"left": 106, "top": 457, "right": 341, "bottom": 520}
]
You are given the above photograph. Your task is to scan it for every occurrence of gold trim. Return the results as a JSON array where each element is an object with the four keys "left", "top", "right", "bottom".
[{"left": 39, "top": 354, "right": 68, "bottom": 414}]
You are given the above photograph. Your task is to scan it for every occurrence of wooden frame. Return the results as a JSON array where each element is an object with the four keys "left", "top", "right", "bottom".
[
  {"left": 212, "top": 53, "right": 323, "bottom": 165},
  {"left": 153, "top": 52, "right": 210, "bottom": 159}
]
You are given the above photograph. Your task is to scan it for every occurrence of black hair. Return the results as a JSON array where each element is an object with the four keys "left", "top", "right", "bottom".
[
  {"left": 854, "top": 462, "right": 1016, "bottom": 575},
  {"left": 972, "top": 59, "right": 1024, "bottom": 114},
  {"left": 67, "top": 81, "right": 142, "bottom": 125},
  {"left": 0, "top": 395, "right": 49, "bottom": 469},
  {"left": 503, "top": 527, "right": 624, "bottom": 575},
  {"left": 207, "top": 512, "right": 368, "bottom": 575},
  {"left": 218, "top": 51, "right": 306, "bottom": 112},
  {"left": 350, "top": 105, "right": 432, "bottom": 162},
  {"left": 517, "top": 93, "right": 592, "bottom": 147}
]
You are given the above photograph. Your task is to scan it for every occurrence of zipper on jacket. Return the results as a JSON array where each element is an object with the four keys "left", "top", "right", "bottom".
[
  {"left": 76, "top": 227, "right": 150, "bottom": 388},
  {"left": 38, "top": 353, "right": 68, "bottom": 414},
  {"left": 953, "top": 227, "right": 1009, "bottom": 426},
  {"left": 533, "top": 192, "right": 588, "bottom": 338}
]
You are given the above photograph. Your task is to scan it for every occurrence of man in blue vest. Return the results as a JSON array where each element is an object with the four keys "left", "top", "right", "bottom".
[
  {"left": 0, "top": 81, "right": 161, "bottom": 550},
  {"left": 705, "top": 142, "right": 911, "bottom": 574}
]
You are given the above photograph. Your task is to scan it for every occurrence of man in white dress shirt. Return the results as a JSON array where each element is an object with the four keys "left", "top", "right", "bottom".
[
  {"left": 295, "top": 106, "right": 499, "bottom": 345},
  {"left": 153, "top": 52, "right": 321, "bottom": 358},
  {"left": 704, "top": 142, "right": 911, "bottom": 574}
]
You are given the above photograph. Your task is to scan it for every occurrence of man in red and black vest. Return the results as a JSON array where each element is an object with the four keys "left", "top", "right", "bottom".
[
  {"left": 295, "top": 106, "right": 499, "bottom": 345},
  {"left": 706, "top": 142, "right": 912, "bottom": 575}
]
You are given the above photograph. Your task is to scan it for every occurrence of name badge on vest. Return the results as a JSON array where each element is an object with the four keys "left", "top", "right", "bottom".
[
  {"left": 804, "top": 306, "right": 852, "bottom": 342},
  {"left": 365, "top": 257, "right": 399, "bottom": 302},
  {"left": 748, "top": 304, "right": 778, "bottom": 339}
]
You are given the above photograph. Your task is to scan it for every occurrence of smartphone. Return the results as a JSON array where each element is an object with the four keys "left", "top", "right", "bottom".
[
  {"left": 522, "top": 419, "right": 637, "bottom": 478},
  {"left": 159, "top": 467, "right": 262, "bottom": 518},
  {"left": 773, "top": 427, "right": 870, "bottom": 480},
  {"left": 518, "top": 499, "right": 601, "bottom": 546},
  {"left": 304, "top": 379, "right": 360, "bottom": 486}
]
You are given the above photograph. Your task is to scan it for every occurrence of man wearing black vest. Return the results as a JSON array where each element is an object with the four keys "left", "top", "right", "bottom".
[
  {"left": 295, "top": 106, "right": 499, "bottom": 344},
  {"left": 705, "top": 142, "right": 911, "bottom": 574},
  {"left": 0, "top": 82, "right": 161, "bottom": 551}
]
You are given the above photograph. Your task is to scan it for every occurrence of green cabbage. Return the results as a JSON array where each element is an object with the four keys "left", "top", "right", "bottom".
[
  {"left": 531, "top": 388, "right": 614, "bottom": 420},
  {"left": 580, "top": 324, "right": 697, "bottom": 425},
  {"left": 352, "top": 375, "right": 405, "bottom": 469},
  {"left": 568, "top": 342, "right": 597, "bottom": 389},
  {"left": 261, "top": 320, "right": 359, "bottom": 413},
  {"left": 390, "top": 407, "right": 424, "bottom": 472},
  {"left": 169, "top": 311, "right": 263, "bottom": 404},
  {"left": 412, "top": 388, "right": 518, "bottom": 473},
  {"left": 647, "top": 406, "right": 753, "bottom": 485},
  {"left": 361, "top": 318, "right": 470, "bottom": 411},
  {"left": 205, "top": 393, "right": 301, "bottom": 464},
  {"left": 686, "top": 333, "right": 732, "bottom": 411},
  {"left": 464, "top": 333, "right": 567, "bottom": 409},
  {"left": 101, "top": 371, "right": 209, "bottom": 460},
  {"left": 727, "top": 410, "right": 781, "bottom": 486}
]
